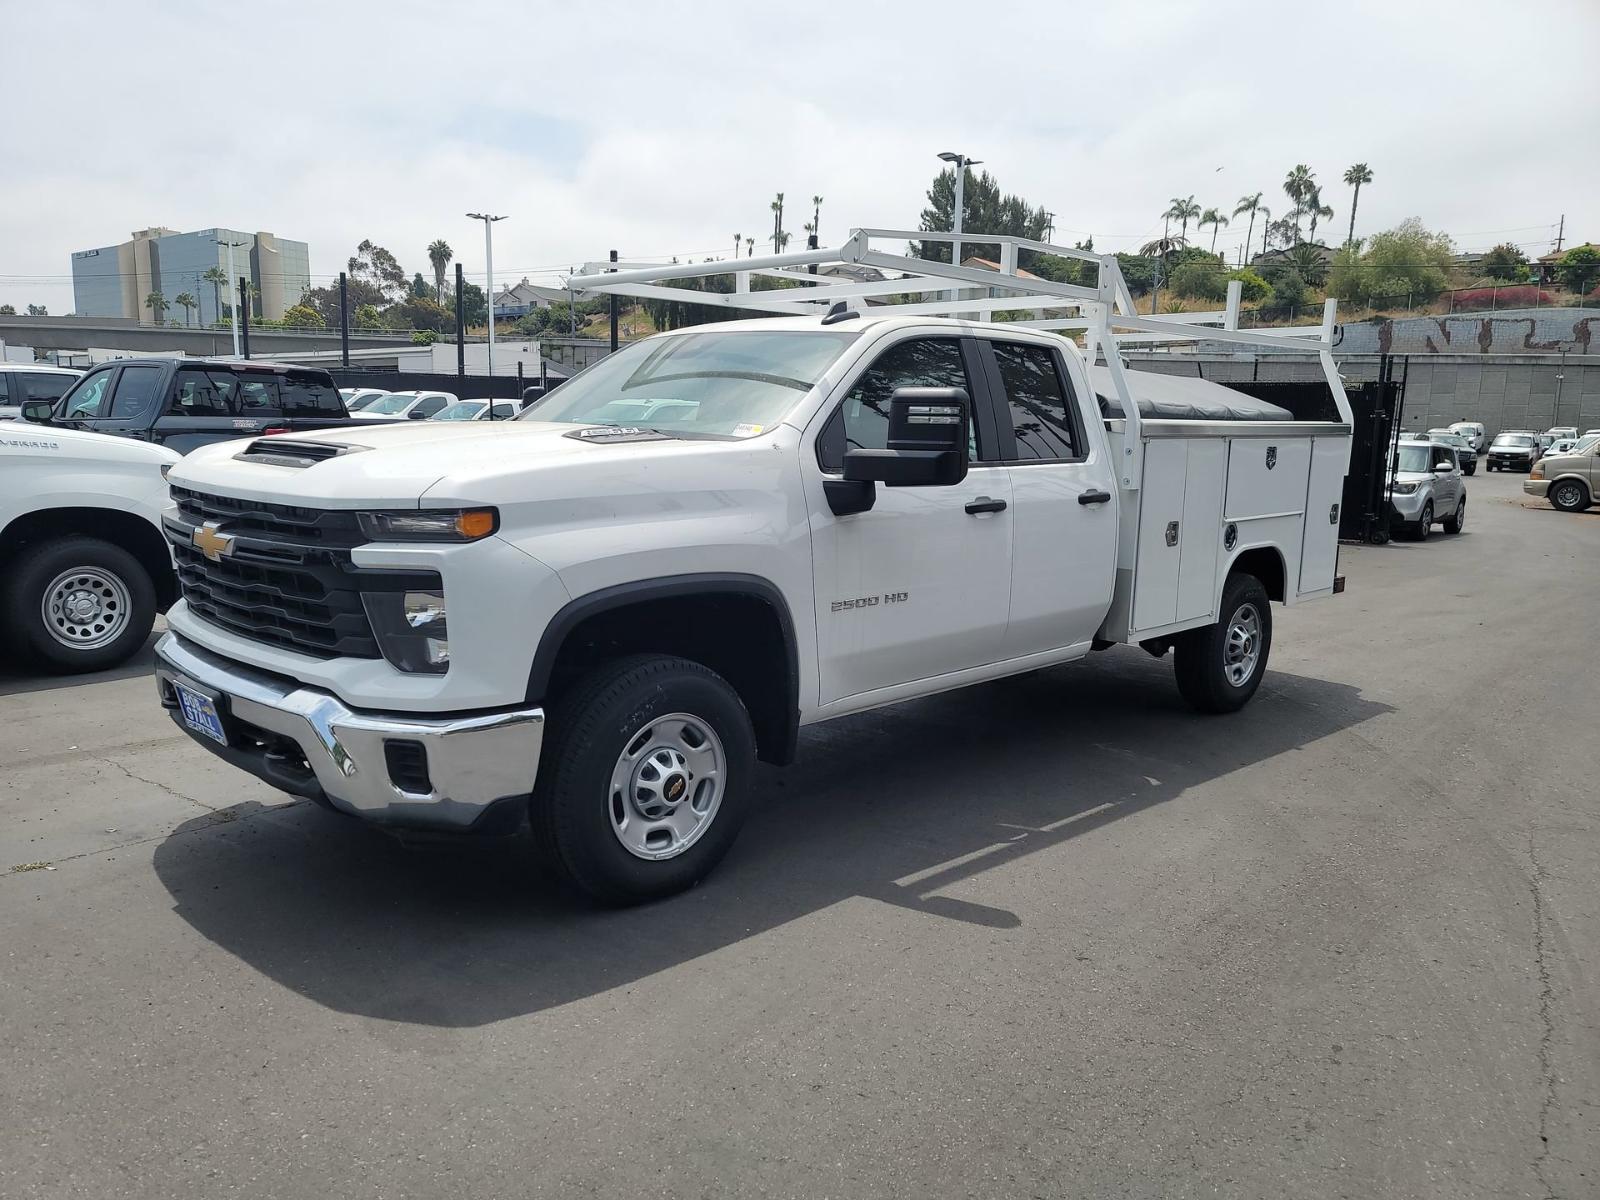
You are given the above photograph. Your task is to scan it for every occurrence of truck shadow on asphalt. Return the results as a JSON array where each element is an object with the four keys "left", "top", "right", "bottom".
[
  {"left": 0, "top": 632, "right": 160, "bottom": 698},
  {"left": 151, "top": 651, "right": 1389, "bottom": 1027}
]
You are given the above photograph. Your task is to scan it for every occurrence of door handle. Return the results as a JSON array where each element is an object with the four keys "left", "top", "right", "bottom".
[
  {"left": 1078, "top": 489, "right": 1112, "bottom": 505},
  {"left": 964, "top": 497, "right": 1007, "bottom": 515}
]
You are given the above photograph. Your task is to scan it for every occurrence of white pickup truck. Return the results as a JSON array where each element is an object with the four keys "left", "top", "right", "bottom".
[
  {"left": 1, "top": 422, "right": 179, "bottom": 673},
  {"left": 153, "top": 233, "right": 1352, "bottom": 902}
]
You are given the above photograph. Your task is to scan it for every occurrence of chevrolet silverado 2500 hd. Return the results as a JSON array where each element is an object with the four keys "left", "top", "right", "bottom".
[{"left": 152, "top": 233, "right": 1352, "bottom": 903}]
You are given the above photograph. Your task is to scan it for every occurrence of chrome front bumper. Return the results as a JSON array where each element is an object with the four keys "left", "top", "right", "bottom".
[{"left": 154, "top": 633, "right": 544, "bottom": 832}]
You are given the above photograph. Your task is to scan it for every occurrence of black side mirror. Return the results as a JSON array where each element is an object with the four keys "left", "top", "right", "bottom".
[
  {"left": 843, "top": 387, "right": 970, "bottom": 488},
  {"left": 20, "top": 399, "right": 55, "bottom": 424},
  {"left": 408, "top": 408, "right": 429, "bottom": 419}
]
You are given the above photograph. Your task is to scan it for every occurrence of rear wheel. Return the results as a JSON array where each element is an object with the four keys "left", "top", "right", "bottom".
[
  {"left": 1, "top": 536, "right": 156, "bottom": 674},
  {"left": 1174, "top": 573, "right": 1272, "bottom": 714},
  {"left": 1443, "top": 494, "right": 1465, "bottom": 533},
  {"left": 1549, "top": 478, "right": 1591, "bottom": 513},
  {"left": 531, "top": 654, "right": 756, "bottom": 904}
]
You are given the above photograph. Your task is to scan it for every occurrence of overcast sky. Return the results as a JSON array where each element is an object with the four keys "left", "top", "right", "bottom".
[{"left": 2, "top": 0, "right": 1597, "bottom": 313}]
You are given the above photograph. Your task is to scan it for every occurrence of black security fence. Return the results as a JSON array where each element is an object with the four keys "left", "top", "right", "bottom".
[{"left": 328, "top": 370, "right": 529, "bottom": 400}]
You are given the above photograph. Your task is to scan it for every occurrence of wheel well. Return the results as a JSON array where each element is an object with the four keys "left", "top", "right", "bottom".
[
  {"left": 1229, "top": 546, "right": 1286, "bottom": 602},
  {"left": 0, "top": 507, "right": 177, "bottom": 609},
  {"left": 532, "top": 581, "right": 799, "bottom": 766}
]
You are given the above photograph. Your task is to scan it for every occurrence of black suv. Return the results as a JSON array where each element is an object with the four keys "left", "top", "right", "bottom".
[{"left": 24, "top": 358, "right": 381, "bottom": 454}]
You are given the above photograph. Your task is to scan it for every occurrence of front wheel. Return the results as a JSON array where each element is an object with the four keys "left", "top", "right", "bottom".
[
  {"left": 1, "top": 536, "right": 157, "bottom": 674},
  {"left": 1549, "top": 478, "right": 1591, "bottom": 513},
  {"left": 1174, "top": 573, "right": 1273, "bottom": 714},
  {"left": 1413, "top": 501, "right": 1433, "bottom": 541},
  {"left": 1463, "top": 463, "right": 1476, "bottom": 476},
  {"left": 532, "top": 654, "right": 756, "bottom": 904}
]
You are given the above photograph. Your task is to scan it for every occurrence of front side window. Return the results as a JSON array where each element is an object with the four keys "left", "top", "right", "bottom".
[
  {"left": 523, "top": 329, "right": 858, "bottom": 439},
  {"left": 413, "top": 395, "right": 449, "bottom": 418},
  {"left": 108, "top": 365, "right": 163, "bottom": 420},
  {"left": 1431, "top": 445, "right": 1455, "bottom": 469},
  {"left": 992, "top": 341, "right": 1079, "bottom": 461},
  {"left": 61, "top": 370, "right": 114, "bottom": 419},
  {"left": 817, "top": 337, "right": 973, "bottom": 472}
]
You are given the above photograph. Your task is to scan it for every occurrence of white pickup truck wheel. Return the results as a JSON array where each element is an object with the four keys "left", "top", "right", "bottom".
[
  {"left": 1173, "top": 573, "right": 1273, "bottom": 714},
  {"left": 2, "top": 536, "right": 157, "bottom": 675},
  {"left": 533, "top": 654, "right": 756, "bottom": 904}
]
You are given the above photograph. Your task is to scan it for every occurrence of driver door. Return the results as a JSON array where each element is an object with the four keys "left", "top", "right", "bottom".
[{"left": 803, "top": 335, "right": 1013, "bottom": 708}]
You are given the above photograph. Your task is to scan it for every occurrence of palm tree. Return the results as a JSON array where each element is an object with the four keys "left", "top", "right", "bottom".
[
  {"left": 1199, "top": 207, "right": 1229, "bottom": 253},
  {"left": 427, "top": 239, "right": 452, "bottom": 304},
  {"left": 1303, "top": 185, "right": 1334, "bottom": 246},
  {"left": 1342, "top": 163, "right": 1373, "bottom": 245},
  {"left": 174, "top": 291, "right": 198, "bottom": 327},
  {"left": 745, "top": 237, "right": 754, "bottom": 257},
  {"left": 202, "top": 265, "right": 228, "bottom": 325},
  {"left": 1283, "top": 164, "right": 1315, "bottom": 243},
  {"left": 1233, "top": 193, "right": 1264, "bottom": 265},
  {"left": 1256, "top": 205, "right": 1271, "bottom": 257},
  {"left": 733, "top": 233, "right": 741, "bottom": 260},
  {"left": 770, "top": 192, "right": 785, "bottom": 254},
  {"left": 144, "top": 292, "right": 169, "bottom": 324},
  {"left": 1163, "top": 195, "right": 1201, "bottom": 242},
  {"left": 811, "top": 195, "right": 823, "bottom": 243}
]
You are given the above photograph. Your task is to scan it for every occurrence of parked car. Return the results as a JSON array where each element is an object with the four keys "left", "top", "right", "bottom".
[
  {"left": 1389, "top": 439, "right": 1466, "bottom": 539},
  {"left": 1546, "top": 437, "right": 1582, "bottom": 456},
  {"left": 23, "top": 358, "right": 385, "bottom": 454},
  {"left": 1, "top": 422, "right": 178, "bottom": 673},
  {"left": 1539, "top": 426, "right": 1578, "bottom": 452},
  {"left": 351, "top": 389, "right": 459, "bottom": 420},
  {"left": 1426, "top": 428, "right": 1477, "bottom": 474},
  {"left": 0, "top": 363, "right": 83, "bottom": 421},
  {"left": 431, "top": 399, "right": 521, "bottom": 421},
  {"left": 339, "top": 387, "right": 390, "bottom": 412},
  {"left": 1485, "top": 431, "right": 1541, "bottom": 472},
  {"left": 1449, "top": 421, "right": 1487, "bottom": 454},
  {"left": 1525, "top": 436, "right": 1599, "bottom": 512},
  {"left": 1583, "top": 429, "right": 1600, "bottom": 439}
]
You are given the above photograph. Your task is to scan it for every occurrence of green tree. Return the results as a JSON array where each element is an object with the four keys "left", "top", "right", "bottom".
[
  {"left": 1171, "top": 259, "right": 1227, "bottom": 302},
  {"left": 353, "top": 303, "right": 383, "bottom": 329},
  {"left": 427, "top": 239, "right": 452, "bottom": 304},
  {"left": 913, "top": 168, "right": 1052, "bottom": 264},
  {"left": 1233, "top": 193, "right": 1265, "bottom": 264},
  {"left": 1342, "top": 163, "right": 1373, "bottom": 245},
  {"left": 1199, "top": 207, "right": 1229, "bottom": 253},
  {"left": 811, "top": 195, "right": 824, "bottom": 243},
  {"left": 410, "top": 272, "right": 432, "bottom": 301},
  {"left": 1556, "top": 245, "right": 1600, "bottom": 293},
  {"left": 446, "top": 282, "right": 487, "bottom": 328},
  {"left": 144, "top": 291, "right": 169, "bottom": 324},
  {"left": 1227, "top": 268, "right": 1273, "bottom": 304},
  {"left": 173, "top": 292, "right": 198, "bottom": 327},
  {"left": 0, "top": 304, "right": 14, "bottom": 315},
  {"left": 384, "top": 297, "right": 451, "bottom": 332},
  {"left": 411, "top": 330, "right": 439, "bottom": 345},
  {"left": 202, "top": 265, "right": 229, "bottom": 324},
  {"left": 26, "top": 303, "right": 48, "bottom": 316},
  {"left": 1480, "top": 243, "right": 1529, "bottom": 282},
  {"left": 348, "top": 239, "right": 407, "bottom": 303},
  {"left": 1303, "top": 185, "right": 1334, "bottom": 246},
  {"left": 1327, "top": 218, "right": 1453, "bottom": 307},
  {"left": 1282, "top": 164, "right": 1315, "bottom": 242},
  {"left": 280, "top": 303, "right": 324, "bottom": 329},
  {"left": 1288, "top": 243, "right": 1329, "bottom": 288},
  {"left": 1163, "top": 195, "right": 1201, "bottom": 242},
  {"left": 1258, "top": 261, "right": 1308, "bottom": 316}
]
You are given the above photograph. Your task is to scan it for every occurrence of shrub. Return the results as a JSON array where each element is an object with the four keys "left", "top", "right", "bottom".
[
  {"left": 1170, "top": 260, "right": 1226, "bottom": 302},
  {"left": 1449, "top": 286, "right": 1554, "bottom": 311},
  {"left": 1259, "top": 265, "right": 1308, "bottom": 317},
  {"left": 411, "top": 330, "right": 438, "bottom": 345},
  {"left": 1227, "top": 269, "right": 1272, "bottom": 304},
  {"left": 1557, "top": 245, "right": 1600, "bottom": 293}
]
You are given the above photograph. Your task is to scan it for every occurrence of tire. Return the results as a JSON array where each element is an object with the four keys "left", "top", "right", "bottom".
[
  {"left": 1174, "top": 573, "right": 1273, "bottom": 714},
  {"left": 1549, "top": 478, "right": 1591, "bottom": 513},
  {"left": 532, "top": 654, "right": 757, "bottom": 905},
  {"left": 1, "top": 536, "right": 156, "bottom": 674},
  {"left": 1413, "top": 501, "right": 1433, "bottom": 541},
  {"left": 1486, "top": 464, "right": 1496, "bottom": 472},
  {"left": 1443, "top": 494, "right": 1465, "bottom": 534},
  {"left": 1463, "top": 463, "right": 1476, "bottom": 476}
]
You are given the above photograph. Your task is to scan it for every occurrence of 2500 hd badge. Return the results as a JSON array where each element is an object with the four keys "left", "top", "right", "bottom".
[{"left": 831, "top": 591, "right": 909, "bottom": 612}]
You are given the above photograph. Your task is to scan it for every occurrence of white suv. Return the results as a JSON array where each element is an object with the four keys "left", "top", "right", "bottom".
[{"left": 0, "top": 364, "right": 83, "bottom": 421}]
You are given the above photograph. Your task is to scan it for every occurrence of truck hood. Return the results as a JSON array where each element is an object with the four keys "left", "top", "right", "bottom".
[
  {"left": 1, "top": 421, "right": 180, "bottom": 468},
  {"left": 168, "top": 420, "right": 764, "bottom": 508}
]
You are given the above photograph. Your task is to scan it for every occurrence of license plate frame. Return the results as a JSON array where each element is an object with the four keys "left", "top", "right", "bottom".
[{"left": 174, "top": 680, "right": 228, "bottom": 746}]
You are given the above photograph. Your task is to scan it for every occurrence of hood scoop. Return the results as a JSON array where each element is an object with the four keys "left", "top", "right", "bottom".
[
  {"left": 563, "top": 426, "right": 676, "bottom": 444},
  {"left": 234, "top": 439, "right": 369, "bottom": 468}
]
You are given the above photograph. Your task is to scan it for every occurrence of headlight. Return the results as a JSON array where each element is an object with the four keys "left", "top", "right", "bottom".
[
  {"left": 1529, "top": 463, "right": 1544, "bottom": 479},
  {"left": 357, "top": 508, "right": 498, "bottom": 542},
  {"left": 362, "top": 589, "right": 450, "bottom": 673},
  {"left": 1391, "top": 481, "right": 1419, "bottom": 495}
]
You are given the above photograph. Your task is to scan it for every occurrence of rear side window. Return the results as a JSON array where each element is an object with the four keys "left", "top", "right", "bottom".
[
  {"left": 991, "top": 342, "right": 1080, "bottom": 461},
  {"left": 169, "top": 368, "right": 237, "bottom": 417},
  {"left": 0, "top": 374, "right": 9, "bottom": 403},
  {"left": 108, "top": 365, "right": 164, "bottom": 420},
  {"left": 22, "top": 372, "right": 76, "bottom": 404}
]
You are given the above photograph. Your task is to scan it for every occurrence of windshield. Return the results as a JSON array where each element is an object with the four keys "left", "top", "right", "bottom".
[
  {"left": 434, "top": 401, "right": 486, "bottom": 421},
  {"left": 1392, "top": 445, "right": 1432, "bottom": 474},
  {"left": 1493, "top": 434, "right": 1533, "bottom": 447},
  {"left": 1574, "top": 434, "right": 1600, "bottom": 453},
  {"left": 365, "top": 393, "right": 419, "bottom": 415},
  {"left": 519, "top": 329, "right": 860, "bottom": 437},
  {"left": 1429, "top": 432, "right": 1466, "bottom": 447}
]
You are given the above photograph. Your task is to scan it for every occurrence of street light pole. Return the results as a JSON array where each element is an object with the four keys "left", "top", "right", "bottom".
[
  {"left": 937, "top": 150, "right": 982, "bottom": 267},
  {"left": 215, "top": 235, "right": 249, "bottom": 357},
  {"left": 467, "top": 212, "right": 507, "bottom": 380}
]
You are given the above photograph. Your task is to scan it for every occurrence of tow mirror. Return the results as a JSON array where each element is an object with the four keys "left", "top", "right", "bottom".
[
  {"left": 843, "top": 387, "right": 970, "bottom": 488},
  {"left": 20, "top": 399, "right": 55, "bottom": 424}
]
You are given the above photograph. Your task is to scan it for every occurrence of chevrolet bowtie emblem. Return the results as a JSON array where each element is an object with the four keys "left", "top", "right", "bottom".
[{"left": 192, "top": 521, "right": 236, "bottom": 562}]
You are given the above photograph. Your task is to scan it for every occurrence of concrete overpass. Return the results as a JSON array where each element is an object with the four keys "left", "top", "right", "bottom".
[{"left": 0, "top": 315, "right": 417, "bottom": 357}]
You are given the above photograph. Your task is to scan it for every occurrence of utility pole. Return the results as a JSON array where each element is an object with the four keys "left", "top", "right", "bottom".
[
  {"left": 338, "top": 271, "right": 349, "bottom": 367},
  {"left": 237, "top": 276, "right": 251, "bottom": 359},
  {"left": 467, "top": 212, "right": 507, "bottom": 380},
  {"left": 608, "top": 249, "right": 619, "bottom": 352},
  {"left": 454, "top": 263, "right": 465, "bottom": 378},
  {"left": 1554, "top": 214, "right": 1565, "bottom": 254}
]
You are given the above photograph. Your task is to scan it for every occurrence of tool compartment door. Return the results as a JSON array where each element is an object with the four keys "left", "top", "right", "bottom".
[
  {"left": 1298, "top": 436, "right": 1348, "bottom": 594},
  {"left": 1225, "top": 437, "right": 1312, "bottom": 520},
  {"left": 1131, "top": 440, "right": 1187, "bottom": 632}
]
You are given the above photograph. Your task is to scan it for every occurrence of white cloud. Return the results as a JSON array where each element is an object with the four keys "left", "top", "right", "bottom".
[{"left": 2, "top": 0, "right": 1597, "bottom": 312}]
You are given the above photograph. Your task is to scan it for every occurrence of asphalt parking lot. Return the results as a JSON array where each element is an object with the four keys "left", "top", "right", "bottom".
[{"left": 2, "top": 468, "right": 1596, "bottom": 1200}]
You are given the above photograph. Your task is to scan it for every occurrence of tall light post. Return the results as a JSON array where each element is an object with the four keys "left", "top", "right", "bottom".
[
  {"left": 214, "top": 235, "right": 250, "bottom": 357},
  {"left": 937, "top": 150, "right": 981, "bottom": 267},
  {"left": 466, "top": 212, "right": 507, "bottom": 379}
]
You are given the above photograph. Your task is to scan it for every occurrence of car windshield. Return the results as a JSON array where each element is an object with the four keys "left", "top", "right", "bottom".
[
  {"left": 364, "top": 393, "right": 419, "bottom": 414},
  {"left": 1574, "top": 434, "right": 1600, "bottom": 452},
  {"left": 519, "top": 329, "right": 860, "bottom": 437},
  {"left": 1493, "top": 434, "right": 1533, "bottom": 446},
  {"left": 1392, "top": 445, "right": 1432, "bottom": 474},
  {"left": 434, "top": 401, "right": 486, "bottom": 420},
  {"left": 1429, "top": 432, "right": 1466, "bottom": 447}
]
